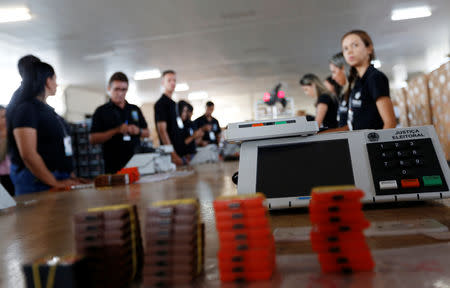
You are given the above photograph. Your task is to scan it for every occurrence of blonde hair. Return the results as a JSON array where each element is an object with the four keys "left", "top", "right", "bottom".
[{"left": 300, "top": 74, "right": 333, "bottom": 96}]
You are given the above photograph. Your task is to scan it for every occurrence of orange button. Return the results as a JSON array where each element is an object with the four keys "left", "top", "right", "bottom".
[
  {"left": 252, "top": 123, "right": 264, "bottom": 127},
  {"left": 401, "top": 179, "right": 420, "bottom": 188}
]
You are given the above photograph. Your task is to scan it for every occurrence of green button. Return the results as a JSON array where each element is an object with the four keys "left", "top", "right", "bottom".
[
  {"left": 423, "top": 176, "right": 443, "bottom": 187},
  {"left": 275, "top": 121, "right": 287, "bottom": 125}
]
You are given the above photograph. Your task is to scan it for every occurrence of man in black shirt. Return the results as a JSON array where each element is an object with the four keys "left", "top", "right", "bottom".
[
  {"left": 178, "top": 101, "right": 203, "bottom": 158},
  {"left": 194, "top": 101, "right": 221, "bottom": 146},
  {"left": 90, "top": 72, "right": 150, "bottom": 173},
  {"left": 154, "top": 70, "right": 184, "bottom": 165}
]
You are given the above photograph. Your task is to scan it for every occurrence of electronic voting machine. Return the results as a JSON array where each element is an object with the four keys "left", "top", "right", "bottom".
[{"left": 225, "top": 117, "right": 450, "bottom": 210}]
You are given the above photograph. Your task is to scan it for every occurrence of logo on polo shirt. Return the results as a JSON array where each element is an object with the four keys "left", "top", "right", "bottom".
[
  {"left": 354, "top": 92, "right": 361, "bottom": 100},
  {"left": 351, "top": 99, "right": 362, "bottom": 108}
]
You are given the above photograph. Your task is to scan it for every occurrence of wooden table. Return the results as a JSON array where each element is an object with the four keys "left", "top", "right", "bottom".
[{"left": 1, "top": 161, "right": 450, "bottom": 287}]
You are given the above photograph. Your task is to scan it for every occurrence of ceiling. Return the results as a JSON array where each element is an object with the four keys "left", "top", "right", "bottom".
[{"left": 0, "top": 0, "right": 449, "bottom": 105}]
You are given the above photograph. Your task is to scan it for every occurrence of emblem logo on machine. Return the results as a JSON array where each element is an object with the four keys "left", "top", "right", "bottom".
[{"left": 367, "top": 132, "right": 380, "bottom": 142}]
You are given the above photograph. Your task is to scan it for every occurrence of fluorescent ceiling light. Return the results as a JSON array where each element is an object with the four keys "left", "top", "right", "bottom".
[
  {"left": 134, "top": 69, "right": 161, "bottom": 80},
  {"left": 391, "top": 6, "right": 431, "bottom": 21},
  {"left": 0, "top": 7, "right": 31, "bottom": 23},
  {"left": 371, "top": 59, "right": 381, "bottom": 69},
  {"left": 84, "top": 50, "right": 115, "bottom": 61},
  {"left": 175, "top": 83, "right": 189, "bottom": 92},
  {"left": 188, "top": 91, "right": 208, "bottom": 101}
]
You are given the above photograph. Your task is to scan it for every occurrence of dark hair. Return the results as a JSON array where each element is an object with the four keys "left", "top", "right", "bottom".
[
  {"left": 341, "top": 30, "right": 375, "bottom": 102},
  {"left": 108, "top": 72, "right": 129, "bottom": 86},
  {"left": 325, "top": 76, "right": 342, "bottom": 97},
  {"left": 18, "top": 55, "right": 41, "bottom": 78},
  {"left": 0, "top": 105, "right": 5, "bottom": 111},
  {"left": 7, "top": 61, "right": 55, "bottom": 120},
  {"left": 187, "top": 103, "right": 193, "bottom": 112},
  {"left": 206, "top": 101, "right": 214, "bottom": 107},
  {"left": 162, "top": 70, "right": 176, "bottom": 78},
  {"left": 22, "top": 62, "right": 55, "bottom": 102},
  {"left": 178, "top": 100, "right": 190, "bottom": 113}
]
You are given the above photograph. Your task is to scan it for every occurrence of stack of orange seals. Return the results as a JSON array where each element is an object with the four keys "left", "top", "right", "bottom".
[
  {"left": 310, "top": 186, "right": 374, "bottom": 273},
  {"left": 213, "top": 193, "right": 275, "bottom": 282},
  {"left": 117, "top": 167, "right": 140, "bottom": 184}
]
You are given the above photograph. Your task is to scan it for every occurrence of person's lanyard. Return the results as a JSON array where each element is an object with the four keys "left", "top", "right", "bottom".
[
  {"left": 175, "top": 104, "right": 184, "bottom": 129},
  {"left": 55, "top": 114, "right": 68, "bottom": 137},
  {"left": 55, "top": 114, "right": 73, "bottom": 156},
  {"left": 347, "top": 91, "right": 354, "bottom": 131}
]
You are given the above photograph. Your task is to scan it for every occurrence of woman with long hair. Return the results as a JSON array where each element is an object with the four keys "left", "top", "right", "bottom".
[
  {"left": 340, "top": 30, "right": 396, "bottom": 130},
  {"left": 300, "top": 73, "right": 338, "bottom": 129},
  {"left": 0, "top": 106, "right": 14, "bottom": 196},
  {"left": 7, "top": 60, "right": 80, "bottom": 195},
  {"left": 329, "top": 52, "right": 351, "bottom": 127}
]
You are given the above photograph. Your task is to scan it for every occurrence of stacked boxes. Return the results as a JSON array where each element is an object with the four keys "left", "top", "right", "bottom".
[
  {"left": 143, "top": 199, "right": 204, "bottom": 287},
  {"left": 70, "top": 121, "right": 104, "bottom": 178},
  {"left": 94, "top": 174, "right": 129, "bottom": 188},
  {"left": 23, "top": 255, "right": 89, "bottom": 288},
  {"left": 309, "top": 186, "right": 374, "bottom": 273},
  {"left": 213, "top": 193, "right": 275, "bottom": 282},
  {"left": 73, "top": 204, "right": 143, "bottom": 287}
]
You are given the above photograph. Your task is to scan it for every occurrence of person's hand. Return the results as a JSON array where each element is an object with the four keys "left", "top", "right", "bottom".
[
  {"left": 117, "top": 124, "right": 128, "bottom": 135},
  {"left": 171, "top": 152, "right": 184, "bottom": 166},
  {"left": 193, "top": 129, "right": 204, "bottom": 139},
  {"left": 127, "top": 125, "right": 140, "bottom": 135},
  {"left": 203, "top": 124, "right": 212, "bottom": 132},
  {"left": 52, "top": 178, "right": 81, "bottom": 190},
  {"left": 76, "top": 178, "right": 92, "bottom": 184}
]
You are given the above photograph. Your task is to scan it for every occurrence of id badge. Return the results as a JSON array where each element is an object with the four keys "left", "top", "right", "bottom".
[
  {"left": 131, "top": 110, "right": 139, "bottom": 122},
  {"left": 347, "top": 109, "right": 354, "bottom": 131},
  {"left": 209, "top": 131, "right": 216, "bottom": 141},
  {"left": 123, "top": 135, "right": 131, "bottom": 141},
  {"left": 64, "top": 136, "right": 73, "bottom": 156},
  {"left": 177, "top": 117, "right": 184, "bottom": 129}
]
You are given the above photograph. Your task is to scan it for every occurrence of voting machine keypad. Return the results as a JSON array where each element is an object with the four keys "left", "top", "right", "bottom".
[{"left": 366, "top": 139, "right": 448, "bottom": 196}]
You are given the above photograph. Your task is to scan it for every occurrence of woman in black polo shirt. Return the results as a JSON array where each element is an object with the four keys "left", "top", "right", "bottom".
[
  {"left": 329, "top": 52, "right": 351, "bottom": 128},
  {"left": 340, "top": 30, "right": 396, "bottom": 130},
  {"left": 300, "top": 73, "right": 338, "bottom": 129},
  {"left": 7, "top": 61, "right": 80, "bottom": 195}
]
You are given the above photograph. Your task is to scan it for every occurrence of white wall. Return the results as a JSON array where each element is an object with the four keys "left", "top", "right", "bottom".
[{"left": 64, "top": 86, "right": 107, "bottom": 122}]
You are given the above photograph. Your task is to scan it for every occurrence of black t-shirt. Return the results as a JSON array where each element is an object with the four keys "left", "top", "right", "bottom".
[
  {"left": 337, "top": 96, "right": 349, "bottom": 128},
  {"left": 182, "top": 120, "right": 197, "bottom": 156},
  {"left": 91, "top": 101, "right": 148, "bottom": 173},
  {"left": 154, "top": 94, "right": 185, "bottom": 156},
  {"left": 194, "top": 115, "right": 221, "bottom": 144},
  {"left": 7, "top": 98, "right": 73, "bottom": 173},
  {"left": 317, "top": 94, "right": 338, "bottom": 129},
  {"left": 348, "top": 65, "right": 390, "bottom": 130}
]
